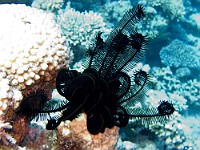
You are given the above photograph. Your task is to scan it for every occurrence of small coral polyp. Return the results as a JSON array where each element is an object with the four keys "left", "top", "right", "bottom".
[{"left": 0, "top": 4, "right": 70, "bottom": 116}]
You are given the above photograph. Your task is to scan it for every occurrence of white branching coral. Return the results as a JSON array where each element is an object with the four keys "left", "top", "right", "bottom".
[
  {"left": 150, "top": 66, "right": 200, "bottom": 107},
  {"left": 135, "top": 6, "right": 167, "bottom": 38},
  {"left": 31, "top": 0, "right": 64, "bottom": 13},
  {"left": 136, "top": 0, "right": 185, "bottom": 38},
  {"left": 149, "top": 112, "right": 187, "bottom": 150},
  {"left": 189, "top": 13, "right": 200, "bottom": 31},
  {"left": 98, "top": 0, "right": 133, "bottom": 23},
  {"left": 0, "top": 4, "right": 71, "bottom": 114},
  {"left": 139, "top": 0, "right": 185, "bottom": 20},
  {"left": 57, "top": 6, "right": 107, "bottom": 47}
]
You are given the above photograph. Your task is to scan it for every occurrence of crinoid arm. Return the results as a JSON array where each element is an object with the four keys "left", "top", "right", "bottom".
[
  {"left": 15, "top": 91, "right": 50, "bottom": 121},
  {"left": 112, "top": 105, "right": 129, "bottom": 127},
  {"left": 83, "top": 5, "right": 147, "bottom": 81},
  {"left": 56, "top": 68, "right": 80, "bottom": 97},
  {"left": 117, "top": 70, "right": 153, "bottom": 107},
  {"left": 126, "top": 101, "right": 175, "bottom": 125},
  {"left": 87, "top": 114, "right": 105, "bottom": 135},
  {"left": 46, "top": 116, "right": 62, "bottom": 130}
]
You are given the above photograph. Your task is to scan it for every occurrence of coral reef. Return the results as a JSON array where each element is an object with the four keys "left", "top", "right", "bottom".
[
  {"left": 29, "top": 5, "right": 174, "bottom": 137},
  {"left": 57, "top": 4, "right": 107, "bottom": 47},
  {"left": 96, "top": 0, "right": 167, "bottom": 39},
  {"left": 144, "top": 113, "right": 199, "bottom": 150},
  {"left": 1, "top": 0, "right": 199, "bottom": 149},
  {"left": 119, "top": 110, "right": 196, "bottom": 149},
  {"left": 0, "top": 4, "right": 71, "bottom": 109},
  {"left": 189, "top": 13, "right": 200, "bottom": 31},
  {"left": 0, "top": 121, "right": 16, "bottom": 145},
  {"left": 126, "top": 66, "right": 196, "bottom": 149},
  {"left": 31, "top": 0, "right": 64, "bottom": 14},
  {"left": 135, "top": 0, "right": 188, "bottom": 41},
  {"left": 149, "top": 112, "right": 187, "bottom": 150},
  {"left": 135, "top": 4, "right": 168, "bottom": 38},
  {"left": 56, "top": 114, "right": 118, "bottom": 150},
  {"left": 150, "top": 66, "right": 200, "bottom": 108},
  {"left": 97, "top": 0, "right": 132, "bottom": 24},
  {"left": 181, "top": 116, "right": 200, "bottom": 149},
  {"left": 0, "top": 3, "right": 71, "bottom": 146},
  {"left": 138, "top": 0, "right": 186, "bottom": 20},
  {"left": 0, "top": 3, "right": 125, "bottom": 149},
  {"left": 146, "top": 90, "right": 188, "bottom": 113},
  {"left": 159, "top": 39, "right": 200, "bottom": 69},
  {"left": 20, "top": 122, "right": 55, "bottom": 149},
  {"left": 175, "top": 67, "right": 191, "bottom": 78},
  {"left": 117, "top": 137, "right": 158, "bottom": 150}
]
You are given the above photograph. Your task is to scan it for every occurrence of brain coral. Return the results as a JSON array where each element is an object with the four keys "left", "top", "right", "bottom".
[{"left": 0, "top": 4, "right": 71, "bottom": 116}]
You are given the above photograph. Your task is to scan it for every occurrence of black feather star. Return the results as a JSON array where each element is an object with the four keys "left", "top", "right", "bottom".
[
  {"left": 15, "top": 90, "right": 49, "bottom": 121},
  {"left": 16, "top": 5, "right": 175, "bottom": 135}
]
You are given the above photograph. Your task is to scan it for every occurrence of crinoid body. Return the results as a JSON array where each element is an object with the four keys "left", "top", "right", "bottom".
[{"left": 16, "top": 5, "right": 175, "bottom": 135}]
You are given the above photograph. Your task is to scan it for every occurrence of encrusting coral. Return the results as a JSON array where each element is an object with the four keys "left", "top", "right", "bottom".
[{"left": 0, "top": 4, "right": 71, "bottom": 146}]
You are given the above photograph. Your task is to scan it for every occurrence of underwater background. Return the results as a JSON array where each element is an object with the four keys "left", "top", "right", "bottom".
[{"left": 0, "top": 0, "right": 199, "bottom": 149}]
